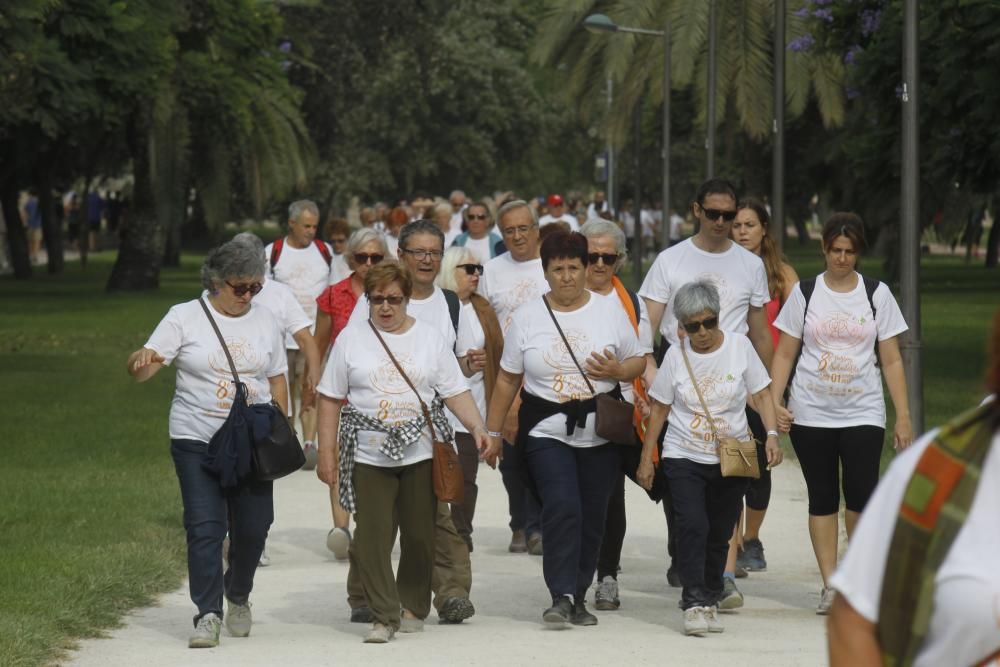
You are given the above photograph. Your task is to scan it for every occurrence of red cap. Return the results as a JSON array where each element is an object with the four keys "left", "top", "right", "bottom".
[{"left": 547, "top": 194, "right": 564, "bottom": 207}]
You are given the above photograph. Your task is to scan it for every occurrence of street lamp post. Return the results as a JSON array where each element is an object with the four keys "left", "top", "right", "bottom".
[
  {"left": 583, "top": 13, "right": 670, "bottom": 277},
  {"left": 772, "top": 0, "right": 785, "bottom": 253},
  {"left": 706, "top": 0, "right": 717, "bottom": 179}
]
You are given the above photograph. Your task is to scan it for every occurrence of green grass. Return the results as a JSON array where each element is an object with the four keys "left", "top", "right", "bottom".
[{"left": 0, "top": 246, "right": 994, "bottom": 666}]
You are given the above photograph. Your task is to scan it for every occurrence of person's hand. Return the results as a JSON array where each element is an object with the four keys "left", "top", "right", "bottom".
[
  {"left": 641, "top": 364, "right": 658, "bottom": 392},
  {"left": 776, "top": 405, "right": 794, "bottom": 433},
  {"left": 585, "top": 348, "right": 623, "bottom": 381},
  {"left": 305, "top": 367, "right": 320, "bottom": 395},
  {"left": 765, "top": 434, "right": 783, "bottom": 468},
  {"left": 129, "top": 348, "right": 165, "bottom": 373},
  {"left": 636, "top": 457, "right": 655, "bottom": 490},
  {"left": 301, "top": 380, "right": 317, "bottom": 409},
  {"left": 316, "top": 446, "right": 338, "bottom": 487},
  {"left": 477, "top": 428, "right": 501, "bottom": 469},
  {"left": 894, "top": 415, "right": 914, "bottom": 450},
  {"left": 465, "top": 348, "right": 487, "bottom": 373},
  {"left": 502, "top": 408, "right": 519, "bottom": 445}
]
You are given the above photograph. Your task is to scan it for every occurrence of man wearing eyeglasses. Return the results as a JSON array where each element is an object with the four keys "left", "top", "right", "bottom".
[{"left": 478, "top": 200, "right": 549, "bottom": 555}]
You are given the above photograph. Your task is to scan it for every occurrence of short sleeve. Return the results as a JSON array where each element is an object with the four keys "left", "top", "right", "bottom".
[
  {"left": 499, "top": 312, "right": 525, "bottom": 374},
  {"left": 284, "top": 294, "right": 312, "bottom": 337},
  {"left": 316, "top": 286, "right": 335, "bottom": 316},
  {"left": 264, "top": 312, "right": 289, "bottom": 378},
  {"left": 648, "top": 350, "right": 677, "bottom": 405},
  {"left": 749, "top": 256, "right": 771, "bottom": 307},
  {"left": 773, "top": 282, "right": 806, "bottom": 339},
  {"left": 637, "top": 253, "right": 670, "bottom": 304},
  {"left": 873, "top": 283, "right": 909, "bottom": 341},
  {"left": 317, "top": 336, "right": 350, "bottom": 399},
  {"left": 741, "top": 336, "right": 771, "bottom": 394},
  {"left": 432, "top": 336, "right": 470, "bottom": 399},
  {"left": 144, "top": 306, "right": 184, "bottom": 366}
]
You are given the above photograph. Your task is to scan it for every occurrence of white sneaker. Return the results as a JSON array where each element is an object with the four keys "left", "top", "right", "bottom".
[
  {"left": 683, "top": 606, "right": 709, "bottom": 636},
  {"left": 704, "top": 605, "right": 724, "bottom": 633},
  {"left": 258, "top": 546, "right": 270, "bottom": 567},
  {"left": 189, "top": 612, "right": 222, "bottom": 648},
  {"left": 225, "top": 599, "right": 252, "bottom": 637},
  {"left": 816, "top": 586, "right": 836, "bottom": 615},
  {"left": 327, "top": 527, "right": 351, "bottom": 560}
]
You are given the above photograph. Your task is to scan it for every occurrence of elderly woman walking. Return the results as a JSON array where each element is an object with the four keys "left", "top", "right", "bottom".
[
  {"left": 484, "top": 230, "right": 645, "bottom": 627},
  {"left": 316, "top": 263, "right": 491, "bottom": 643},
  {"left": 637, "top": 280, "right": 782, "bottom": 636},
  {"left": 127, "top": 241, "right": 288, "bottom": 648},
  {"left": 435, "top": 246, "right": 504, "bottom": 552}
]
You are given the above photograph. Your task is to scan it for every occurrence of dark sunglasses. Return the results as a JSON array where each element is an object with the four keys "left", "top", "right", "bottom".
[
  {"left": 226, "top": 281, "right": 263, "bottom": 297},
  {"left": 354, "top": 252, "right": 385, "bottom": 265},
  {"left": 700, "top": 207, "right": 738, "bottom": 222},
  {"left": 457, "top": 263, "right": 484, "bottom": 276},
  {"left": 681, "top": 316, "right": 719, "bottom": 334},
  {"left": 466, "top": 214, "right": 489, "bottom": 221},
  {"left": 587, "top": 252, "right": 619, "bottom": 265},
  {"left": 369, "top": 295, "right": 405, "bottom": 306}
]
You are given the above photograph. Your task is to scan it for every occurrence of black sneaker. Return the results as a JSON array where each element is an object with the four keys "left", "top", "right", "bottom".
[
  {"left": 740, "top": 538, "right": 767, "bottom": 571},
  {"left": 571, "top": 597, "right": 598, "bottom": 626},
  {"left": 350, "top": 606, "right": 374, "bottom": 623},
  {"left": 542, "top": 596, "right": 573, "bottom": 625},
  {"left": 438, "top": 596, "right": 475, "bottom": 624},
  {"left": 666, "top": 565, "right": 682, "bottom": 588}
]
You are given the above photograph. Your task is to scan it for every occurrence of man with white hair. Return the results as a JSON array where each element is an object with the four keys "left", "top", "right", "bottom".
[{"left": 448, "top": 190, "right": 467, "bottom": 239}]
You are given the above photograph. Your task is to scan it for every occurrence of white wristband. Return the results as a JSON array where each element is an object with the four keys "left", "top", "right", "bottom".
[
  {"left": 487, "top": 430, "right": 503, "bottom": 438},
  {"left": 766, "top": 430, "right": 780, "bottom": 438}
]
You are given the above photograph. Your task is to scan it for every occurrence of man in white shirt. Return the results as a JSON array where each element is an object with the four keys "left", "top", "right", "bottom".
[
  {"left": 669, "top": 208, "right": 685, "bottom": 246},
  {"left": 586, "top": 191, "right": 610, "bottom": 221},
  {"left": 448, "top": 189, "right": 467, "bottom": 239},
  {"left": 538, "top": 194, "right": 580, "bottom": 232},
  {"left": 478, "top": 200, "right": 549, "bottom": 554},
  {"left": 263, "top": 200, "right": 332, "bottom": 467}
]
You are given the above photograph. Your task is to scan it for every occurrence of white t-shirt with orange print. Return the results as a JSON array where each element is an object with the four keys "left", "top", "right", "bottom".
[
  {"left": 774, "top": 272, "right": 908, "bottom": 429},
  {"left": 649, "top": 332, "right": 771, "bottom": 465}
]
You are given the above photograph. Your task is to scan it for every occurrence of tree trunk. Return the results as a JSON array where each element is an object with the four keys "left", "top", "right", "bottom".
[
  {"left": 986, "top": 215, "right": 998, "bottom": 268},
  {"left": 107, "top": 116, "right": 163, "bottom": 291},
  {"left": 1, "top": 182, "right": 32, "bottom": 279},
  {"left": 37, "top": 171, "right": 64, "bottom": 274}
]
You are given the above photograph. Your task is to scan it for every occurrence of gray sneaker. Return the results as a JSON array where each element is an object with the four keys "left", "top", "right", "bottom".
[
  {"left": 739, "top": 538, "right": 767, "bottom": 572},
  {"left": 301, "top": 442, "right": 318, "bottom": 470},
  {"left": 817, "top": 586, "right": 836, "bottom": 615},
  {"left": 593, "top": 576, "right": 620, "bottom": 611},
  {"left": 718, "top": 577, "right": 744, "bottom": 611},
  {"left": 189, "top": 612, "right": 222, "bottom": 648},
  {"left": 326, "top": 527, "right": 351, "bottom": 560},
  {"left": 225, "top": 599, "right": 252, "bottom": 637}
]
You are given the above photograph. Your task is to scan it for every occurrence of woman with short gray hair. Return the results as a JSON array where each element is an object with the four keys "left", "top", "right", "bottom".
[
  {"left": 636, "top": 280, "right": 782, "bottom": 637},
  {"left": 127, "top": 239, "right": 289, "bottom": 649}
]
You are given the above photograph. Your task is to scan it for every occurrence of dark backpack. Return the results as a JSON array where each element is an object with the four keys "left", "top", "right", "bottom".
[
  {"left": 269, "top": 238, "right": 332, "bottom": 277},
  {"left": 442, "top": 288, "right": 460, "bottom": 335}
]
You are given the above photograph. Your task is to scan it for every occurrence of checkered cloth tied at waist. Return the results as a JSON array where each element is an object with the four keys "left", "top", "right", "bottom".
[{"left": 337, "top": 396, "right": 454, "bottom": 512}]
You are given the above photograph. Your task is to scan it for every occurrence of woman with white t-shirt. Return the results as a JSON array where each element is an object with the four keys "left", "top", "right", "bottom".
[
  {"left": 636, "top": 280, "right": 782, "bottom": 637},
  {"left": 483, "top": 230, "right": 645, "bottom": 628},
  {"left": 769, "top": 213, "right": 913, "bottom": 615},
  {"left": 315, "top": 263, "right": 491, "bottom": 644},
  {"left": 826, "top": 311, "right": 1000, "bottom": 667},
  {"left": 451, "top": 201, "right": 503, "bottom": 259},
  {"left": 434, "top": 246, "right": 503, "bottom": 552},
  {"left": 127, "top": 241, "right": 288, "bottom": 649}
]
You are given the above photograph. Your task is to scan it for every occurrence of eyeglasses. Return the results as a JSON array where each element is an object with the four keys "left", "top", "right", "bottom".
[
  {"left": 369, "top": 295, "right": 405, "bottom": 306},
  {"left": 457, "top": 263, "right": 484, "bottom": 276},
  {"left": 681, "top": 316, "right": 719, "bottom": 334},
  {"left": 700, "top": 207, "right": 738, "bottom": 222},
  {"left": 501, "top": 224, "right": 536, "bottom": 237},
  {"left": 467, "top": 214, "right": 489, "bottom": 221},
  {"left": 226, "top": 281, "right": 263, "bottom": 297},
  {"left": 401, "top": 248, "right": 443, "bottom": 261},
  {"left": 587, "top": 252, "right": 619, "bottom": 266},
  {"left": 354, "top": 252, "right": 384, "bottom": 265}
]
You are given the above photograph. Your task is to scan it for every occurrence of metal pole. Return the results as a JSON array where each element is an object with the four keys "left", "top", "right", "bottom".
[
  {"left": 607, "top": 77, "right": 616, "bottom": 214},
  {"left": 772, "top": 0, "right": 785, "bottom": 254},
  {"left": 706, "top": 0, "right": 717, "bottom": 179},
  {"left": 660, "top": 21, "right": 671, "bottom": 251},
  {"left": 901, "top": 0, "right": 923, "bottom": 434},
  {"left": 633, "top": 99, "right": 643, "bottom": 282}
]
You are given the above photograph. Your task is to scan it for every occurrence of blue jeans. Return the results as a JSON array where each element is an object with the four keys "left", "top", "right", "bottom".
[
  {"left": 499, "top": 440, "right": 541, "bottom": 536},
  {"left": 524, "top": 437, "right": 619, "bottom": 599},
  {"left": 170, "top": 439, "right": 273, "bottom": 625},
  {"left": 664, "top": 457, "right": 748, "bottom": 609}
]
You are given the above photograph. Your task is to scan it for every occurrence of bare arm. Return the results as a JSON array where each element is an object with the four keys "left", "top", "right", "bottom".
[
  {"left": 780, "top": 263, "right": 799, "bottom": 302},
  {"left": 484, "top": 368, "right": 524, "bottom": 464},
  {"left": 747, "top": 305, "right": 774, "bottom": 368},
  {"left": 636, "top": 399, "right": 671, "bottom": 489},
  {"left": 443, "top": 391, "right": 494, "bottom": 469},
  {"left": 313, "top": 311, "right": 332, "bottom": 360},
  {"left": 877, "top": 336, "right": 913, "bottom": 449},
  {"left": 770, "top": 332, "right": 802, "bottom": 432},
  {"left": 316, "top": 394, "right": 344, "bottom": 487},
  {"left": 268, "top": 374, "right": 289, "bottom": 416},
  {"left": 292, "top": 327, "right": 322, "bottom": 393},
  {"left": 827, "top": 596, "right": 881, "bottom": 667},
  {"left": 750, "top": 386, "right": 783, "bottom": 467},
  {"left": 127, "top": 347, "right": 165, "bottom": 383},
  {"left": 643, "top": 297, "right": 667, "bottom": 341}
]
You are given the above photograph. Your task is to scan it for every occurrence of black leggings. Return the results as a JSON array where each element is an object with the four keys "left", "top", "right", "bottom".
[
  {"left": 744, "top": 407, "right": 771, "bottom": 511},
  {"left": 789, "top": 423, "right": 884, "bottom": 515}
]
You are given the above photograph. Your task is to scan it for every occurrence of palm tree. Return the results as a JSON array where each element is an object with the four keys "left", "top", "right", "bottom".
[{"left": 533, "top": 0, "right": 845, "bottom": 147}]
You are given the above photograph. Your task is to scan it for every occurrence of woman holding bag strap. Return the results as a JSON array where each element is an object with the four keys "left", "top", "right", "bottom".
[
  {"left": 636, "top": 280, "right": 781, "bottom": 637},
  {"left": 315, "top": 263, "right": 491, "bottom": 644}
]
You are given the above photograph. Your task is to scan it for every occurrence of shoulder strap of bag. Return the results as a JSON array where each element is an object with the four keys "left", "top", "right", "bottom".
[
  {"left": 862, "top": 275, "right": 881, "bottom": 366},
  {"left": 679, "top": 341, "right": 720, "bottom": 441},
  {"left": 198, "top": 297, "right": 240, "bottom": 384},
  {"left": 366, "top": 320, "right": 438, "bottom": 442},
  {"left": 314, "top": 239, "right": 333, "bottom": 266},
  {"left": 269, "top": 238, "right": 284, "bottom": 278},
  {"left": 542, "top": 294, "right": 597, "bottom": 397}
]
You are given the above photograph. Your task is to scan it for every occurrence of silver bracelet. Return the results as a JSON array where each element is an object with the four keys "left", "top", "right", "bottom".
[
  {"left": 487, "top": 430, "right": 503, "bottom": 438},
  {"left": 766, "top": 430, "right": 780, "bottom": 438}
]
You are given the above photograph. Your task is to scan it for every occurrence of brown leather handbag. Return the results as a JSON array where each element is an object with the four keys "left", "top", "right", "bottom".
[
  {"left": 679, "top": 342, "right": 760, "bottom": 479},
  {"left": 368, "top": 322, "right": 464, "bottom": 503}
]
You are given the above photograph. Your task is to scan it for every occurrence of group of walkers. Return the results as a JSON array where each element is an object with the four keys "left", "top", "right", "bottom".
[{"left": 129, "top": 176, "right": 973, "bottom": 658}]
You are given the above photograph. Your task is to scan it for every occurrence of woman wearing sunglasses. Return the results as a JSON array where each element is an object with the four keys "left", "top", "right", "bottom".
[
  {"left": 313, "top": 228, "right": 388, "bottom": 560},
  {"left": 126, "top": 240, "right": 289, "bottom": 648},
  {"left": 451, "top": 201, "right": 504, "bottom": 260},
  {"left": 435, "top": 247, "right": 504, "bottom": 552},
  {"left": 316, "top": 263, "right": 490, "bottom": 643},
  {"left": 769, "top": 213, "right": 912, "bottom": 615},
  {"left": 637, "top": 280, "right": 782, "bottom": 637}
]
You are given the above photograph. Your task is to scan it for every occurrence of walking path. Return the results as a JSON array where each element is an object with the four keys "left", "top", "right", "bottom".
[{"left": 69, "top": 461, "right": 829, "bottom": 666}]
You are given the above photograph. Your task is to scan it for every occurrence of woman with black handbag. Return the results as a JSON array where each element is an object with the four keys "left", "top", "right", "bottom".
[
  {"left": 127, "top": 240, "right": 288, "bottom": 649},
  {"left": 483, "top": 230, "right": 645, "bottom": 628},
  {"left": 315, "top": 262, "right": 491, "bottom": 644},
  {"left": 636, "top": 280, "right": 782, "bottom": 637}
]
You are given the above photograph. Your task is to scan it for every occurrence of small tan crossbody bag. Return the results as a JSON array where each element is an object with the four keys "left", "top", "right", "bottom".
[{"left": 679, "top": 343, "right": 760, "bottom": 479}]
